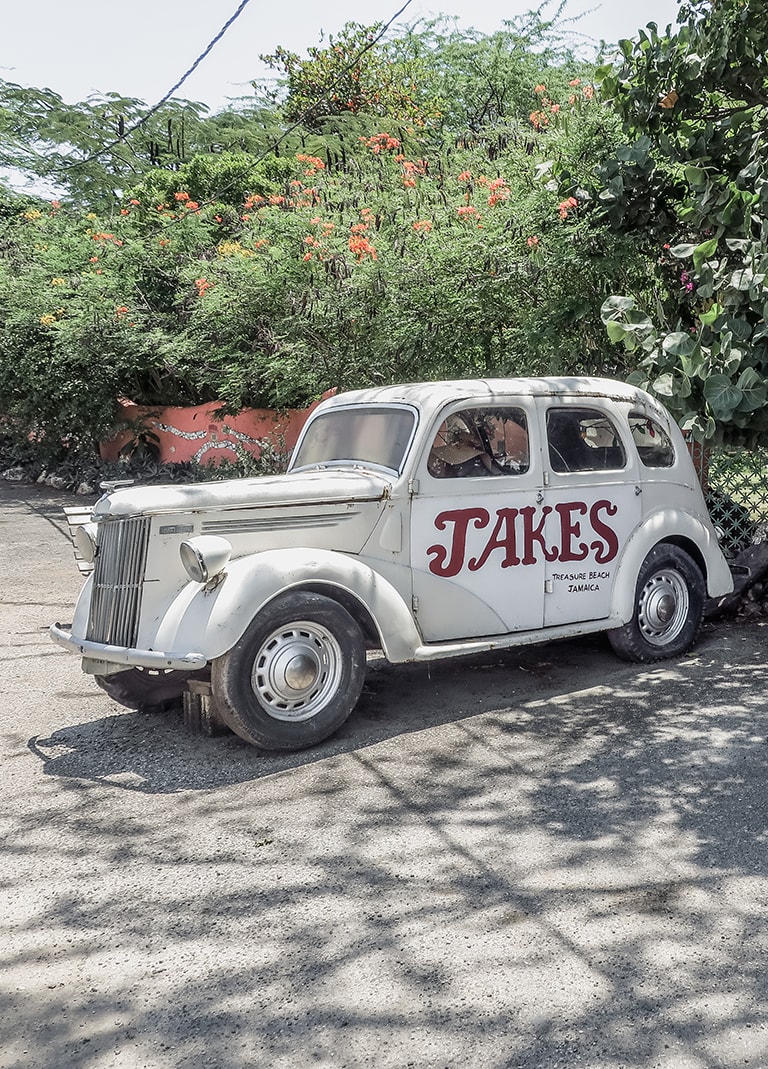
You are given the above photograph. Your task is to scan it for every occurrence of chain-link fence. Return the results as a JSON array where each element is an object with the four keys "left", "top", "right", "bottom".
[{"left": 690, "top": 442, "right": 768, "bottom": 558}]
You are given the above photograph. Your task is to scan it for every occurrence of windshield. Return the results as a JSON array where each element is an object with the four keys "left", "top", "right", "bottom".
[{"left": 291, "top": 405, "right": 417, "bottom": 473}]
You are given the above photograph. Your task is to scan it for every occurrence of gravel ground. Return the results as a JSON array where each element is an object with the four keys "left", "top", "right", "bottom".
[{"left": 1, "top": 481, "right": 767, "bottom": 1069}]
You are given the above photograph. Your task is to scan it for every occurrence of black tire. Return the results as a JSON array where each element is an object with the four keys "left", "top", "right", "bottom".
[
  {"left": 608, "top": 544, "right": 705, "bottom": 663},
  {"left": 95, "top": 667, "right": 200, "bottom": 711},
  {"left": 211, "top": 592, "right": 366, "bottom": 751}
]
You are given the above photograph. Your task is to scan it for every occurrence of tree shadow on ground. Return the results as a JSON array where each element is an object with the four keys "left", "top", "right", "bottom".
[
  {"left": 27, "top": 629, "right": 679, "bottom": 793},
  {"left": 5, "top": 480, "right": 768, "bottom": 1069},
  {"left": 6, "top": 623, "right": 768, "bottom": 1068}
]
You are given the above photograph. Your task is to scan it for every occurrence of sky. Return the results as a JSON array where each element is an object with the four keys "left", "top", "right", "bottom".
[{"left": 2, "top": 0, "right": 684, "bottom": 114}]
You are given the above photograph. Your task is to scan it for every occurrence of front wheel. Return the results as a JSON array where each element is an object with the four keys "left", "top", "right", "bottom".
[
  {"left": 608, "top": 544, "right": 705, "bottom": 663},
  {"left": 211, "top": 592, "right": 366, "bottom": 751}
]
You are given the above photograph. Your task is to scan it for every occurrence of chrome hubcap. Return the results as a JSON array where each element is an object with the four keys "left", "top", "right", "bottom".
[
  {"left": 251, "top": 621, "right": 344, "bottom": 722},
  {"left": 284, "top": 653, "right": 318, "bottom": 691},
  {"left": 638, "top": 569, "right": 689, "bottom": 646}
]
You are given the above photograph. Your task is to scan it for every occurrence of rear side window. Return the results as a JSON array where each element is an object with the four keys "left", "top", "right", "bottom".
[
  {"left": 547, "top": 407, "right": 626, "bottom": 473},
  {"left": 629, "top": 412, "right": 676, "bottom": 467}
]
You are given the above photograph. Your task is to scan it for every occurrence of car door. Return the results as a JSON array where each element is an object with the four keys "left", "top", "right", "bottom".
[
  {"left": 410, "top": 400, "right": 546, "bottom": 642},
  {"left": 538, "top": 399, "right": 642, "bottom": 628}
]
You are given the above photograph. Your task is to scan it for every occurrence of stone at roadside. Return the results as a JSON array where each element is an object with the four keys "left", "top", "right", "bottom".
[
  {"left": 707, "top": 541, "right": 768, "bottom": 618},
  {"left": 2, "top": 467, "right": 26, "bottom": 482}
]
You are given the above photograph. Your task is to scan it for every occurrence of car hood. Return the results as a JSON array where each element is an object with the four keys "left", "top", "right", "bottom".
[{"left": 93, "top": 469, "right": 392, "bottom": 519}]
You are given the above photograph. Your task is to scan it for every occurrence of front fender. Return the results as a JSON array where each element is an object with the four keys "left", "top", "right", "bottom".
[
  {"left": 610, "top": 508, "right": 733, "bottom": 624},
  {"left": 152, "top": 548, "right": 422, "bottom": 663}
]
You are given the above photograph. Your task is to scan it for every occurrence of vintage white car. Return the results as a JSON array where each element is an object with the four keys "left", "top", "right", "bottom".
[{"left": 52, "top": 377, "right": 733, "bottom": 751}]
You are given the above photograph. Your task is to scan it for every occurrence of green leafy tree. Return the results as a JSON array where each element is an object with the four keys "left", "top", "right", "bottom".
[
  {"left": 261, "top": 21, "right": 441, "bottom": 130},
  {"left": 598, "top": 0, "right": 768, "bottom": 443},
  {"left": 0, "top": 14, "right": 662, "bottom": 463}
]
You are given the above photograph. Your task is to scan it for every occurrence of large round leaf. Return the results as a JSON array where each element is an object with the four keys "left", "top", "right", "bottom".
[{"left": 703, "top": 374, "right": 743, "bottom": 420}]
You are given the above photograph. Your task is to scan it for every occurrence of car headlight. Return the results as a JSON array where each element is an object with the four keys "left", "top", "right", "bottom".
[
  {"left": 74, "top": 522, "right": 99, "bottom": 563},
  {"left": 179, "top": 535, "right": 232, "bottom": 583}
]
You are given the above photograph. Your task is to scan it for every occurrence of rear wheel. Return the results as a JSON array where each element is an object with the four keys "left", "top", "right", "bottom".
[
  {"left": 211, "top": 592, "right": 366, "bottom": 751},
  {"left": 608, "top": 544, "right": 705, "bottom": 663}
]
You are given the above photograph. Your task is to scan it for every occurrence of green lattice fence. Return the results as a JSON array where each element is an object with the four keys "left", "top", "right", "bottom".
[{"left": 690, "top": 444, "right": 768, "bottom": 558}]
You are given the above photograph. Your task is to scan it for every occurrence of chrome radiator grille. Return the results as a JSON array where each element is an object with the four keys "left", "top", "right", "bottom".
[{"left": 87, "top": 516, "right": 151, "bottom": 647}]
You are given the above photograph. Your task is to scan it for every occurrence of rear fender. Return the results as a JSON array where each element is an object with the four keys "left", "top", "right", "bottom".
[
  {"left": 610, "top": 509, "right": 733, "bottom": 624},
  {"left": 152, "top": 547, "right": 422, "bottom": 663}
]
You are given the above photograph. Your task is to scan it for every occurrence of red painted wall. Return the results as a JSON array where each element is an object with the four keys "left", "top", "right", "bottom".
[{"left": 100, "top": 398, "right": 324, "bottom": 466}]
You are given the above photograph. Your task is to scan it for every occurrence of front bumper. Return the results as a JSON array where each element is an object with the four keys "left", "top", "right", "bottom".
[{"left": 50, "top": 623, "right": 208, "bottom": 671}]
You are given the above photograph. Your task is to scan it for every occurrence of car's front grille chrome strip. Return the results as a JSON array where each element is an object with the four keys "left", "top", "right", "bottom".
[{"left": 87, "top": 516, "right": 151, "bottom": 648}]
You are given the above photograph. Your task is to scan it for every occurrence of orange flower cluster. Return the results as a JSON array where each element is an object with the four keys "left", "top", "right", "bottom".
[
  {"left": 301, "top": 218, "right": 337, "bottom": 262},
  {"left": 529, "top": 109, "right": 550, "bottom": 131},
  {"left": 412, "top": 220, "right": 432, "bottom": 233},
  {"left": 531, "top": 81, "right": 596, "bottom": 128},
  {"left": 398, "top": 157, "right": 427, "bottom": 188},
  {"left": 486, "top": 177, "right": 510, "bottom": 207},
  {"left": 526, "top": 235, "right": 540, "bottom": 247},
  {"left": 91, "top": 232, "right": 123, "bottom": 246},
  {"left": 195, "top": 278, "right": 213, "bottom": 297},
  {"left": 457, "top": 205, "right": 479, "bottom": 218},
  {"left": 455, "top": 172, "right": 510, "bottom": 206},
  {"left": 296, "top": 153, "right": 325, "bottom": 176},
  {"left": 115, "top": 305, "right": 129, "bottom": 319},
  {"left": 310, "top": 216, "right": 336, "bottom": 234},
  {"left": 165, "top": 191, "right": 200, "bottom": 211},
  {"left": 558, "top": 196, "right": 578, "bottom": 220},
  {"left": 302, "top": 234, "right": 321, "bottom": 261},
  {"left": 568, "top": 83, "right": 596, "bottom": 104},
  {"left": 361, "top": 133, "right": 401, "bottom": 153},
  {"left": 349, "top": 235, "right": 377, "bottom": 261},
  {"left": 534, "top": 81, "right": 564, "bottom": 128}
]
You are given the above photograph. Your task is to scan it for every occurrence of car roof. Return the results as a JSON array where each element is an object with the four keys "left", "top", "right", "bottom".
[{"left": 317, "top": 377, "right": 661, "bottom": 412}]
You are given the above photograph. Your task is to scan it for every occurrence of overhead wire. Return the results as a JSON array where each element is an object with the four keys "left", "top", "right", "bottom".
[
  {"left": 154, "top": 0, "right": 414, "bottom": 223},
  {"left": 11, "top": 0, "right": 414, "bottom": 199},
  {"left": 62, "top": 0, "right": 256, "bottom": 171}
]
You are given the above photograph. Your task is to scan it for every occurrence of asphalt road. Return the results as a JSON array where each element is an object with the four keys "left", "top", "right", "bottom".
[{"left": 1, "top": 480, "right": 767, "bottom": 1069}]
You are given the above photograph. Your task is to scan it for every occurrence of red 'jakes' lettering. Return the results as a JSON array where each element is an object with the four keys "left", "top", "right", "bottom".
[{"left": 426, "top": 500, "right": 619, "bottom": 577}]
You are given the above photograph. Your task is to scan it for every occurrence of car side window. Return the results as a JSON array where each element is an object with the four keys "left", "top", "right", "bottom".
[
  {"left": 547, "top": 407, "right": 626, "bottom": 473},
  {"left": 629, "top": 411, "right": 676, "bottom": 467},
  {"left": 428, "top": 407, "right": 530, "bottom": 478}
]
